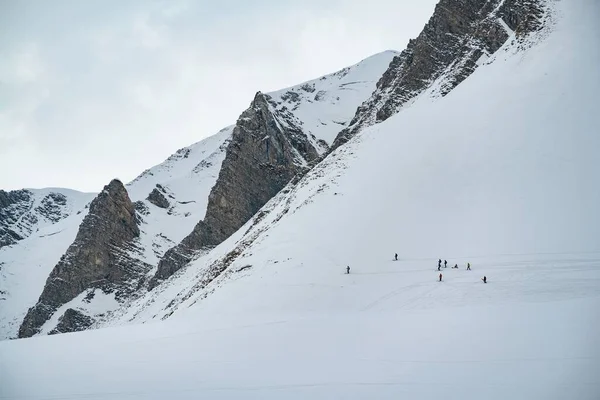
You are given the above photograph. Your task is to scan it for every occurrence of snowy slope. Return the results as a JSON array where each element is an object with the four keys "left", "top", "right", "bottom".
[
  {"left": 126, "top": 125, "right": 233, "bottom": 266},
  {"left": 0, "top": 189, "right": 94, "bottom": 339},
  {"left": 267, "top": 51, "right": 398, "bottom": 145}
]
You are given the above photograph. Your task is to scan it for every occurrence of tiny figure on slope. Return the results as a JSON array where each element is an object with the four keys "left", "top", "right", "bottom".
[
  {"left": 453, "top": 264, "right": 458, "bottom": 269},
  {"left": 395, "top": 253, "right": 398, "bottom": 261},
  {"left": 346, "top": 266, "right": 350, "bottom": 274},
  {"left": 439, "top": 273, "right": 443, "bottom": 282},
  {"left": 482, "top": 276, "right": 487, "bottom": 283},
  {"left": 438, "top": 265, "right": 441, "bottom": 271},
  {"left": 467, "top": 262, "right": 471, "bottom": 271},
  {"left": 438, "top": 259, "right": 442, "bottom": 269},
  {"left": 444, "top": 259, "right": 448, "bottom": 268}
]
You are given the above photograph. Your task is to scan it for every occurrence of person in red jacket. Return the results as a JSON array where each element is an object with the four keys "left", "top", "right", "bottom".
[{"left": 439, "top": 273, "right": 443, "bottom": 282}]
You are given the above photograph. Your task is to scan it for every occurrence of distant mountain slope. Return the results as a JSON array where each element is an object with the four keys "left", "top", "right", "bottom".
[{"left": 0, "top": 129, "right": 232, "bottom": 339}]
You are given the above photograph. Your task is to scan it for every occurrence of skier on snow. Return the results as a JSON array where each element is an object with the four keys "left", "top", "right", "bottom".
[
  {"left": 395, "top": 253, "right": 398, "bottom": 261},
  {"left": 482, "top": 276, "right": 487, "bottom": 283},
  {"left": 438, "top": 259, "right": 442, "bottom": 269},
  {"left": 467, "top": 263, "right": 471, "bottom": 271},
  {"left": 439, "top": 273, "right": 443, "bottom": 282},
  {"left": 346, "top": 266, "right": 350, "bottom": 274},
  {"left": 444, "top": 260, "right": 448, "bottom": 268}
]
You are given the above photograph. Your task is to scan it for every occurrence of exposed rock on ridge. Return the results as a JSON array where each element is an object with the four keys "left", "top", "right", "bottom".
[
  {"left": 332, "top": 0, "right": 546, "bottom": 149},
  {"left": 149, "top": 92, "right": 320, "bottom": 288},
  {"left": 0, "top": 189, "right": 33, "bottom": 249},
  {"left": 18, "top": 179, "right": 148, "bottom": 338},
  {"left": 146, "top": 185, "right": 170, "bottom": 209},
  {"left": 0, "top": 190, "right": 72, "bottom": 249}
]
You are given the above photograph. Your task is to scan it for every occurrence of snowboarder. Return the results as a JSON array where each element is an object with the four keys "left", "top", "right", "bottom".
[
  {"left": 482, "top": 276, "right": 487, "bottom": 283},
  {"left": 439, "top": 273, "right": 443, "bottom": 282},
  {"left": 444, "top": 260, "right": 448, "bottom": 268},
  {"left": 467, "top": 263, "right": 471, "bottom": 271},
  {"left": 395, "top": 253, "right": 398, "bottom": 261},
  {"left": 346, "top": 266, "right": 350, "bottom": 274}
]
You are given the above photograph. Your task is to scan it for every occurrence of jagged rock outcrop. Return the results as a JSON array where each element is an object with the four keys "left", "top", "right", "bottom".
[
  {"left": 18, "top": 179, "right": 147, "bottom": 338},
  {"left": 146, "top": 185, "right": 170, "bottom": 209},
  {"left": 148, "top": 92, "right": 320, "bottom": 288},
  {"left": 0, "top": 190, "right": 73, "bottom": 249},
  {"left": 0, "top": 189, "right": 34, "bottom": 248},
  {"left": 332, "top": 0, "right": 545, "bottom": 149},
  {"left": 48, "top": 308, "right": 93, "bottom": 335},
  {"left": 35, "top": 193, "right": 68, "bottom": 222}
]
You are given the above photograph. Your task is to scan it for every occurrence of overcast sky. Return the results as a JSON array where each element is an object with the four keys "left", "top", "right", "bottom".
[{"left": 1, "top": 0, "right": 437, "bottom": 192}]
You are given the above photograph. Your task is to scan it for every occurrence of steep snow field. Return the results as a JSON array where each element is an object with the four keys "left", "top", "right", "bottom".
[
  {"left": 268, "top": 51, "right": 398, "bottom": 145},
  {"left": 2, "top": 1, "right": 600, "bottom": 399},
  {"left": 126, "top": 125, "right": 233, "bottom": 266}
]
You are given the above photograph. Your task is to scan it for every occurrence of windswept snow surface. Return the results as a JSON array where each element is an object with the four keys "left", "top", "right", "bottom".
[
  {"left": 268, "top": 51, "right": 398, "bottom": 145},
  {"left": 2, "top": 1, "right": 600, "bottom": 399}
]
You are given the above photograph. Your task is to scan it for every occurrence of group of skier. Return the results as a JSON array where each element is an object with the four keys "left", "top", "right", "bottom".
[
  {"left": 345, "top": 256, "right": 486, "bottom": 284},
  {"left": 437, "top": 258, "right": 486, "bottom": 283}
]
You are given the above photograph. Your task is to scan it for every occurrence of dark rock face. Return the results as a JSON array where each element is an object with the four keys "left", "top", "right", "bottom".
[
  {"left": 332, "top": 0, "right": 545, "bottom": 149},
  {"left": 148, "top": 92, "right": 319, "bottom": 288},
  {"left": 0, "top": 189, "right": 34, "bottom": 248},
  {"left": 48, "top": 308, "right": 93, "bottom": 335},
  {"left": 146, "top": 185, "right": 170, "bottom": 209},
  {"left": 1, "top": 190, "right": 72, "bottom": 249},
  {"left": 18, "top": 179, "right": 147, "bottom": 338},
  {"left": 35, "top": 193, "right": 69, "bottom": 223}
]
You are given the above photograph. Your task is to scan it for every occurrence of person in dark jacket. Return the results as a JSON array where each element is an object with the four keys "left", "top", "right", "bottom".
[
  {"left": 346, "top": 266, "right": 350, "bottom": 274},
  {"left": 444, "top": 260, "right": 447, "bottom": 268},
  {"left": 482, "top": 276, "right": 487, "bottom": 283},
  {"left": 467, "top": 263, "right": 471, "bottom": 271},
  {"left": 438, "top": 259, "right": 442, "bottom": 268},
  {"left": 439, "top": 273, "right": 443, "bottom": 282},
  {"left": 453, "top": 264, "right": 458, "bottom": 269},
  {"left": 395, "top": 253, "right": 398, "bottom": 261}
]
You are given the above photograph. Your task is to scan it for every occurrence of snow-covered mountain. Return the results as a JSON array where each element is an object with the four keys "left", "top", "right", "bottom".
[
  {"left": 91, "top": 0, "right": 600, "bottom": 327},
  {"left": 2, "top": 0, "right": 599, "bottom": 398},
  {"left": 0, "top": 49, "right": 397, "bottom": 339},
  {"left": 2, "top": 0, "right": 573, "bottom": 342}
]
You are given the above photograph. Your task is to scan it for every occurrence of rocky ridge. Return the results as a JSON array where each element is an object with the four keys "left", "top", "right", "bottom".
[
  {"left": 18, "top": 180, "right": 150, "bottom": 338},
  {"left": 332, "top": 0, "right": 547, "bottom": 149},
  {"left": 149, "top": 92, "right": 321, "bottom": 288}
]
